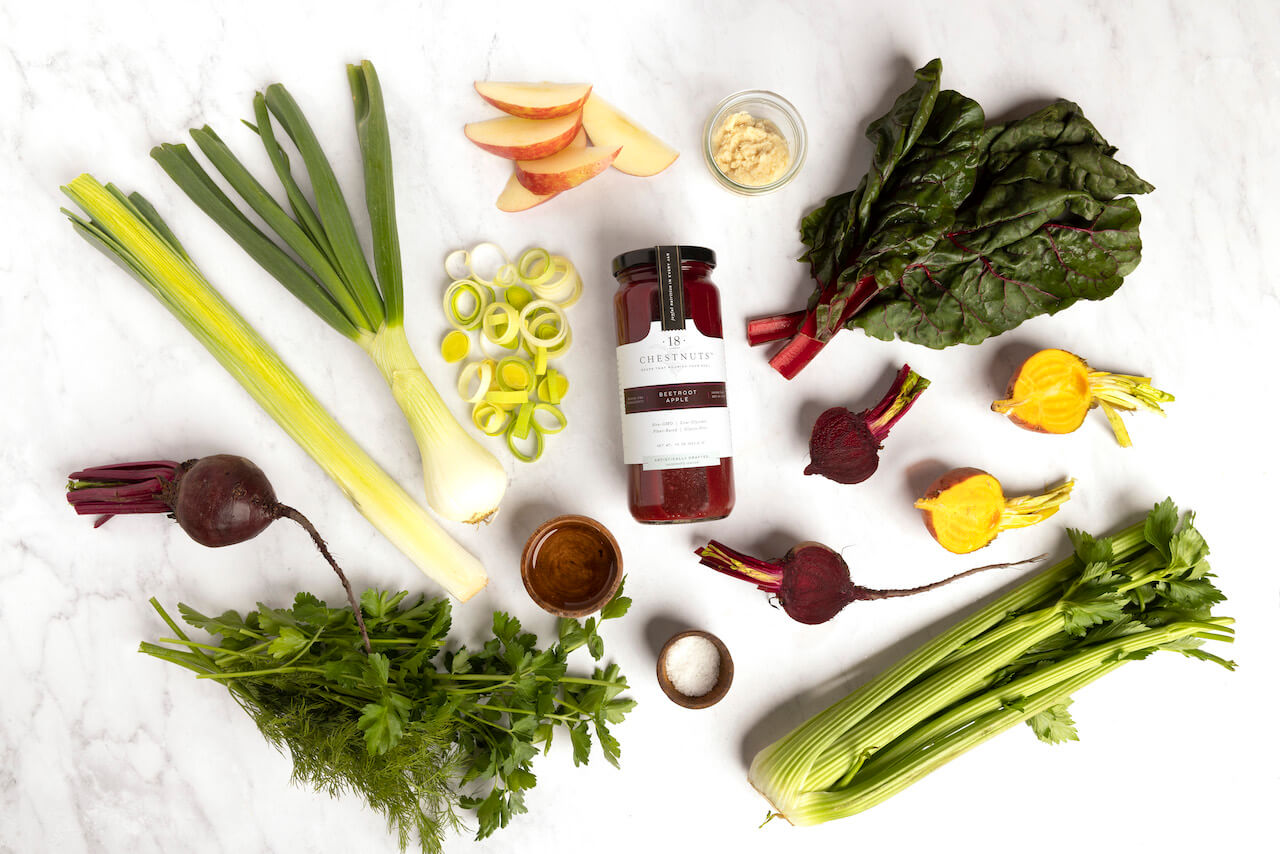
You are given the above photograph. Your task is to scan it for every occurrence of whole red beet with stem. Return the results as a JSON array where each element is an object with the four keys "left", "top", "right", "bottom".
[
  {"left": 695, "top": 539, "right": 1035, "bottom": 625},
  {"left": 67, "top": 454, "right": 371, "bottom": 651}
]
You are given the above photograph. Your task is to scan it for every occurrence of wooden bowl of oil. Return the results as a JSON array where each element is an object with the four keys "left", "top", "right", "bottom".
[{"left": 520, "top": 514, "right": 623, "bottom": 618}]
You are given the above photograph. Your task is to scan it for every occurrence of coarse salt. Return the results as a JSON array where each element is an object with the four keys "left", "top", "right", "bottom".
[{"left": 664, "top": 635, "right": 721, "bottom": 697}]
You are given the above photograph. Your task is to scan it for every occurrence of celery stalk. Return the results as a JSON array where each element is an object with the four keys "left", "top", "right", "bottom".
[{"left": 61, "top": 175, "right": 487, "bottom": 602}]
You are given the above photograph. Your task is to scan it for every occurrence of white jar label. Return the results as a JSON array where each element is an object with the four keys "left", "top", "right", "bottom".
[{"left": 616, "top": 320, "right": 732, "bottom": 470}]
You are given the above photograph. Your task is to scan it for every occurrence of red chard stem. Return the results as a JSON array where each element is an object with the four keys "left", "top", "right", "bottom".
[{"left": 747, "top": 310, "right": 807, "bottom": 346}]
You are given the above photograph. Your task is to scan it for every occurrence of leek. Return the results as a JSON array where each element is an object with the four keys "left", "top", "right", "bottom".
[
  {"left": 61, "top": 176, "right": 487, "bottom": 602},
  {"left": 150, "top": 60, "right": 506, "bottom": 524},
  {"left": 747, "top": 500, "right": 1234, "bottom": 826}
]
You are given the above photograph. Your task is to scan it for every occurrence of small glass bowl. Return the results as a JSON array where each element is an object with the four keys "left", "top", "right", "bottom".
[{"left": 703, "top": 89, "right": 806, "bottom": 195}]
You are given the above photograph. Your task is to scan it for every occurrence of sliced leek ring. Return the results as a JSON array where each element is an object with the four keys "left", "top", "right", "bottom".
[
  {"left": 505, "top": 422, "right": 544, "bottom": 463},
  {"left": 457, "top": 359, "right": 494, "bottom": 404},
  {"left": 444, "top": 279, "right": 488, "bottom": 330},
  {"left": 471, "top": 402, "right": 510, "bottom": 436},
  {"left": 496, "top": 356, "right": 535, "bottom": 392},
  {"left": 532, "top": 403, "right": 567, "bottom": 434},
  {"left": 468, "top": 241, "right": 509, "bottom": 285},
  {"left": 504, "top": 284, "right": 534, "bottom": 311},
  {"left": 517, "top": 247, "right": 554, "bottom": 285},
  {"left": 444, "top": 249, "right": 471, "bottom": 280},
  {"left": 519, "top": 299, "right": 568, "bottom": 349},
  {"left": 441, "top": 329, "right": 471, "bottom": 363},
  {"left": 511, "top": 401, "right": 535, "bottom": 440},
  {"left": 537, "top": 370, "right": 570, "bottom": 404},
  {"left": 481, "top": 302, "right": 520, "bottom": 347},
  {"left": 485, "top": 389, "right": 529, "bottom": 407}
]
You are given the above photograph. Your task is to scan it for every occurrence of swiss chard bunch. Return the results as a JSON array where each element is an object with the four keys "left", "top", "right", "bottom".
[
  {"left": 749, "top": 58, "right": 1155, "bottom": 378},
  {"left": 141, "top": 583, "right": 634, "bottom": 853}
]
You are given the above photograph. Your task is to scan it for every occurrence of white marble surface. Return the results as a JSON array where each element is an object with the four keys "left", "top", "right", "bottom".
[{"left": 4, "top": 1, "right": 1279, "bottom": 851}]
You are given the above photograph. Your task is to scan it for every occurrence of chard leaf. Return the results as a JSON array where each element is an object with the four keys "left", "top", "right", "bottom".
[{"left": 800, "top": 60, "right": 1153, "bottom": 350}]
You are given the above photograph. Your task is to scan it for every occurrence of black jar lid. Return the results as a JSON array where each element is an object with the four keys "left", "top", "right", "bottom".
[{"left": 611, "top": 245, "right": 716, "bottom": 277}]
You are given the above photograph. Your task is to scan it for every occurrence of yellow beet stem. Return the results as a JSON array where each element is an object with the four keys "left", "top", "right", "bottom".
[
  {"left": 1086, "top": 370, "right": 1175, "bottom": 447},
  {"left": 999, "top": 479, "right": 1076, "bottom": 530}
]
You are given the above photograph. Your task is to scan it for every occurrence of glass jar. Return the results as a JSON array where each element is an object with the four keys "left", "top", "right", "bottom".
[{"left": 612, "top": 245, "right": 735, "bottom": 524}]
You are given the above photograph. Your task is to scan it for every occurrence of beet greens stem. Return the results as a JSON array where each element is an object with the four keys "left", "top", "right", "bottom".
[
  {"left": 275, "top": 504, "right": 372, "bottom": 654},
  {"left": 695, "top": 541, "right": 785, "bottom": 593},
  {"left": 866, "top": 365, "right": 931, "bottom": 441}
]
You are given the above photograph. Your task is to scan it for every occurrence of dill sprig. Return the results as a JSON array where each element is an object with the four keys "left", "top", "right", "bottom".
[{"left": 141, "top": 583, "right": 634, "bottom": 853}]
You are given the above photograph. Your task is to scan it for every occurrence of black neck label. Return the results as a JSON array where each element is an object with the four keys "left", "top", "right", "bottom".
[{"left": 655, "top": 245, "right": 685, "bottom": 331}]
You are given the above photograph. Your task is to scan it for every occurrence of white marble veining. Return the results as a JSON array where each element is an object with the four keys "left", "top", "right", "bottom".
[{"left": 3, "top": 1, "right": 1279, "bottom": 851}]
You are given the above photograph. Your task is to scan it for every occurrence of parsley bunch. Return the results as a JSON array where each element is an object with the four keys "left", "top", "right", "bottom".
[{"left": 141, "top": 582, "right": 634, "bottom": 853}]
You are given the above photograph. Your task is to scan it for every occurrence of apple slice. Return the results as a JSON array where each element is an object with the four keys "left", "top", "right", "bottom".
[
  {"left": 515, "top": 144, "right": 621, "bottom": 195},
  {"left": 581, "top": 93, "right": 679, "bottom": 176},
  {"left": 464, "top": 111, "right": 582, "bottom": 160},
  {"left": 475, "top": 82, "right": 593, "bottom": 119},
  {"left": 496, "top": 130, "right": 587, "bottom": 212}
]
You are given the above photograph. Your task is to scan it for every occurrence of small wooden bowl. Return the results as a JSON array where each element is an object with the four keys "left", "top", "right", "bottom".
[
  {"left": 520, "top": 514, "right": 623, "bottom": 618},
  {"left": 656, "top": 630, "right": 734, "bottom": 709}
]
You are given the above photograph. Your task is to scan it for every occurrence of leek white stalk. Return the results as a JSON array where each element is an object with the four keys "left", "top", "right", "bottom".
[
  {"left": 149, "top": 60, "right": 507, "bottom": 525},
  {"left": 62, "top": 176, "right": 488, "bottom": 601},
  {"left": 367, "top": 324, "right": 506, "bottom": 523}
]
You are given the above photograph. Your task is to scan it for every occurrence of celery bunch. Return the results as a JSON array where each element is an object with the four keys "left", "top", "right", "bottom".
[{"left": 750, "top": 499, "right": 1234, "bottom": 825}]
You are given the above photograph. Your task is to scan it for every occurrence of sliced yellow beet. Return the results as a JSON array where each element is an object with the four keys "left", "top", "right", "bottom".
[
  {"left": 992, "top": 349, "right": 1090, "bottom": 434},
  {"left": 914, "top": 468, "right": 1075, "bottom": 554},
  {"left": 993, "top": 348, "right": 1176, "bottom": 447}
]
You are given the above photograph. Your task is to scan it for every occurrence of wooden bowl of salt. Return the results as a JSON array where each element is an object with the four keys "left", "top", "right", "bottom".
[{"left": 657, "top": 630, "right": 733, "bottom": 709}]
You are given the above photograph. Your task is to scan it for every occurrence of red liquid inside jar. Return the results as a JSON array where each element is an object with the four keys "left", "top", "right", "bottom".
[{"left": 612, "top": 246, "right": 734, "bottom": 524}]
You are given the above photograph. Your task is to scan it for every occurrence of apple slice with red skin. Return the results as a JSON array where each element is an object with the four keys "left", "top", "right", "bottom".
[
  {"left": 496, "top": 129, "right": 587, "bottom": 212},
  {"left": 464, "top": 111, "right": 582, "bottom": 160},
  {"left": 581, "top": 93, "right": 678, "bottom": 176},
  {"left": 475, "top": 82, "right": 593, "bottom": 120},
  {"left": 515, "top": 144, "right": 621, "bottom": 194}
]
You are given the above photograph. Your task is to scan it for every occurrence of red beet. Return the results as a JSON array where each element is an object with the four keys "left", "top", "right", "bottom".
[
  {"left": 695, "top": 539, "right": 1030, "bottom": 625},
  {"left": 805, "top": 365, "right": 929, "bottom": 485},
  {"left": 67, "top": 454, "right": 371, "bottom": 651}
]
